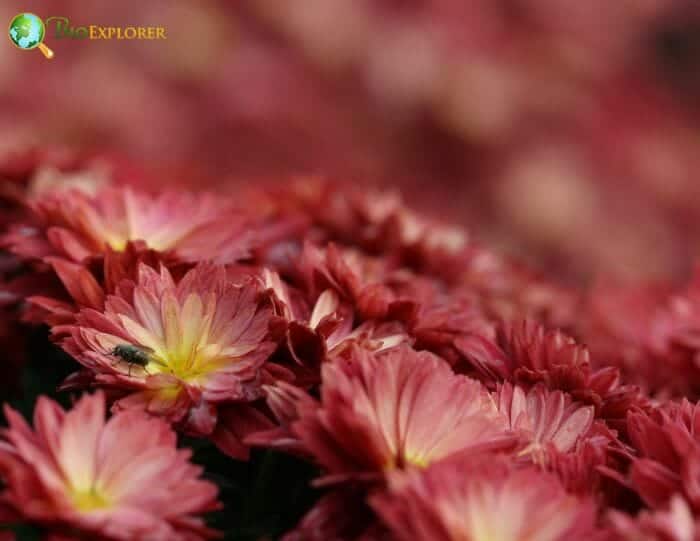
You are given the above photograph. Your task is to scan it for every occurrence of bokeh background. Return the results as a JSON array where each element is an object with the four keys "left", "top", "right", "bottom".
[{"left": 3, "top": 0, "right": 700, "bottom": 285}]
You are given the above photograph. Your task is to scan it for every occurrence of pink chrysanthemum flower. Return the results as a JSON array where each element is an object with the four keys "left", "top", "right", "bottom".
[
  {"left": 3, "top": 185, "right": 250, "bottom": 264},
  {"left": 62, "top": 263, "right": 276, "bottom": 439},
  {"left": 0, "top": 392, "right": 220, "bottom": 540},
  {"left": 290, "top": 346, "right": 514, "bottom": 484},
  {"left": 496, "top": 382, "right": 595, "bottom": 463},
  {"left": 371, "top": 458, "right": 598, "bottom": 541}
]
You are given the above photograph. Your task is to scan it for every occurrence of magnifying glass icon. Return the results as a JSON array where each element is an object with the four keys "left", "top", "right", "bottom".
[{"left": 8, "top": 13, "right": 54, "bottom": 59}]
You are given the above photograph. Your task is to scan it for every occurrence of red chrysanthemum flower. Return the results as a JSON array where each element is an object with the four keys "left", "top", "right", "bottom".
[
  {"left": 454, "top": 246, "right": 580, "bottom": 327},
  {"left": 262, "top": 267, "right": 353, "bottom": 367},
  {"left": 408, "top": 289, "right": 494, "bottom": 371},
  {"left": 609, "top": 495, "right": 698, "bottom": 541},
  {"left": 0, "top": 312, "right": 26, "bottom": 397},
  {"left": 371, "top": 457, "right": 598, "bottom": 541},
  {"left": 294, "top": 242, "right": 414, "bottom": 321},
  {"left": 262, "top": 266, "right": 408, "bottom": 378},
  {"left": 277, "top": 180, "right": 475, "bottom": 290},
  {"left": 546, "top": 438, "right": 616, "bottom": 501},
  {"left": 62, "top": 263, "right": 277, "bottom": 442},
  {"left": 0, "top": 391, "right": 220, "bottom": 540},
  {"left": 647, "top": 271, "right": 700, "bottom": 398},
  {"left": 627, "top": 399, "right": 700, "bottom": 511},
  {"left": 244, "top": 380, "right": 318, "bottom": 457},
  {"left": 287, "top": 346, "right": 515, "bottom": 484},
  {"left": 583, "top": 278, "right": 700, "bottom": 399},
  {"left": 282, "top": 489, "right": 388, "bottom": 541},
  {"left": 459, "top": 319, "right": 646, "bottom": 432},
  {"left": 2, "top": 185, "right": 251, "bottom": 264},
  {"left": 27, "top": 245, "right": 164, "bottom": 329}
]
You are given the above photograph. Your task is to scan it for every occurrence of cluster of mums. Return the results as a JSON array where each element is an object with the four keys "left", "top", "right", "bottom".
[{"left": 3, "top": 153, "right": 700, "bottom": 540}]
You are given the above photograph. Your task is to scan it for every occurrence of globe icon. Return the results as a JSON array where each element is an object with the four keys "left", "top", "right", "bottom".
[{"left": 8, "top": 13, "right": 44, "bottom": 49}]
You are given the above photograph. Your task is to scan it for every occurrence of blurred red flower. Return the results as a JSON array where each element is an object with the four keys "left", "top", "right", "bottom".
[{"left": 2, "top": 185, "right": 251, "bottom": 265}]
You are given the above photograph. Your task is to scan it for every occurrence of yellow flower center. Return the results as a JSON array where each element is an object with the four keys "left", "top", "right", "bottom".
[
  {"left": 384, "top": 450, "right": 430, "bottom": 471},
  {"left": 403, "top": 451, "right": 429, "bottom": 468},
  {"left": 145, "top": 348, "right": 221, "bottom": 383},
  {"left": 103, "top": 232, "right": 171, "bottom": 253},
  {"left": 104, "top": 233, "right": 128, "bottom": 252},
  {"left": 118, "top": 293, "right": 225, "bottom": 385},
  {"left": 71, "top": 487, "right": 110, "bottom": 512}
]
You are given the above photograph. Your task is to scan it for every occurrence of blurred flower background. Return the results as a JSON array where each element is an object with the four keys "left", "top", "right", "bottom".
[{"left": 3, "top": 0, "right": 700, "bottom": 285}]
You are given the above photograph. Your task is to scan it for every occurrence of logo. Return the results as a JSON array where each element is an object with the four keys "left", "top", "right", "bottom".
[
  {"left": 9, "top": 13, "right": 168, "bottom": 59},
  {"left": 8, "top": 13, "right": 54, "bottom": 58}
]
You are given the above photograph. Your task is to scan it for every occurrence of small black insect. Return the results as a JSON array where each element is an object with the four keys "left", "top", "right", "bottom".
[{"left": 111, "top": 344, "right": 163, "bottom": 376}]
